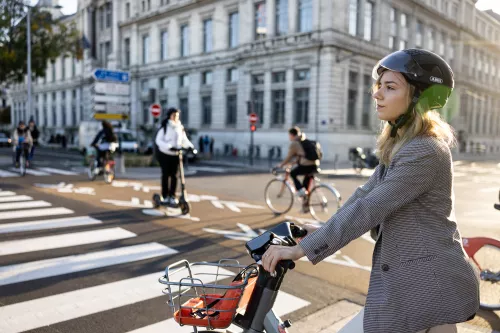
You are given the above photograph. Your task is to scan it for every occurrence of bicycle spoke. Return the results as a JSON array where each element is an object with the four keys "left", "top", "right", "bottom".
[
  {"left": 309, "top": 185, "right": 341, "bottom": 223},
  {"left": 265, "top": 179, "right": 294, "bottom": 215}
]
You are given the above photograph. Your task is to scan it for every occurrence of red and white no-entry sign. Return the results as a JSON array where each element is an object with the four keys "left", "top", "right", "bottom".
[
  {"left": 249, "top": 112, "right": 258, "bottom": 124},
  {"left": 150, "top": 103, "right": 161, "bottom": 118}
]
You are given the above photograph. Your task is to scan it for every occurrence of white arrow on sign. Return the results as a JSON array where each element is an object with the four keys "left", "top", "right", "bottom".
[
  {"left": 93, "top": 82, "right": 130, "bottom": 96},
  {"left": 92, "top": 95, "right": 130, "bottom": 104}
]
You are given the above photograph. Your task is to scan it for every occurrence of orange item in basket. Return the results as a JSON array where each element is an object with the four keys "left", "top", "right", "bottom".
[{"left": 174, "top": 276, "right": 257, "bottom": 329}]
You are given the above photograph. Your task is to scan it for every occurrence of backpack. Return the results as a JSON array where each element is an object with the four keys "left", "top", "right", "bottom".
[
  {"left": 153, "top": 125, "right": 168, "bottom": 161},
  {"left": 300, "top": 139, "right": 323, "bottom": 161}
]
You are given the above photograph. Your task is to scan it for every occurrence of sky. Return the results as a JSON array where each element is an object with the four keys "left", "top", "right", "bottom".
[{"left": 31, "top": 0, "right": 500, "bottom": 16}]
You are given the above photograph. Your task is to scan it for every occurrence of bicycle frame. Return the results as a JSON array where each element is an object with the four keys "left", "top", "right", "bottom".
[{"left": 279, "top": 168, "right": 317, "bottom": 198}]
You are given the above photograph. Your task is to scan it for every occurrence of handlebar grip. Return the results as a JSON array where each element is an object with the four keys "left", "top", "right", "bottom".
[{"left": 281, "top": 260, "right": 295, "bottom": 270}]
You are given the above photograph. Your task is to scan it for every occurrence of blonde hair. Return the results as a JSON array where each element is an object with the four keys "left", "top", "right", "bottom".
[{"left": 375, "top": 75, "right": 456, "bottom": 166}]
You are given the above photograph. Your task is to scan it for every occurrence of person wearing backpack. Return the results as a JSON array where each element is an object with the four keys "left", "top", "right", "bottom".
[
  {"left": 276, "top": 126, "right": 321, "bottom": 198},
  {"left": 155, "top": 108, "right": 194, "bottom": 205},
  {"left": 90, "top": 121, "right": 118, "bottom": 171}
]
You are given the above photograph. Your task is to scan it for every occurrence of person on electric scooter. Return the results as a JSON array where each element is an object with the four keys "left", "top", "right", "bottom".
[
  {"left": 12, "top": 121, "right": 33, "bottom": 168},
  {"left": 90, "top": 121, "right": 118, "bottom": 173},
  {"left": 262, "top": 49, "right": 479, "bottom": 333},
  {"left": 155, "top": 107, "right": 194, "bottom": 206}
]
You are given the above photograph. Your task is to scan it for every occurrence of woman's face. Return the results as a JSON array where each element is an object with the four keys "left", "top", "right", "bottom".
[
  {"left": 170, "top": 111, "right": 180, "bottom": 122},
  {"left": 372, "top": 71, "right": 411, "bottom": 122}
]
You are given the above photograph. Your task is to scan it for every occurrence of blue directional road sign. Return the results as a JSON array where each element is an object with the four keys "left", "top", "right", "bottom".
[{"left": 92, "top": 69, "right": 130, "bottom": 83}]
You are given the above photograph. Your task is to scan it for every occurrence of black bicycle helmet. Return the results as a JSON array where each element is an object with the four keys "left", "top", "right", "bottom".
[{"left": 372, "top": 49, "right": 454, "bottom": 137}]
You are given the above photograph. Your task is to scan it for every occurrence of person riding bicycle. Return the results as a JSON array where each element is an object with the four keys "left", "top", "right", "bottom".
[
  {"left": 155, "top": 107, "right": 194, "bottom": 206},
  {"left": 263, "top": 49, "right": 479, "bottom": 333},
  {"left": 90, "top": 121, "right": 118, "bottom": 173},
  {"left": 28, "top": 119, "right": 40, "bottom": 163},
  {"left": 276, "top": 126, "right": 320, "bottom": 198},
  {"left": 12, "top": 121, "right": 33, "bottom": 168}
]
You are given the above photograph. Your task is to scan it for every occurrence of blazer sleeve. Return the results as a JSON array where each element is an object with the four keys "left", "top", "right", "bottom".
[
  {"left": 340, "top": 164, "right": 384, "bottom": 209},
  {"left": 299, "top": 139, "right": 444, "bottom": 264}
]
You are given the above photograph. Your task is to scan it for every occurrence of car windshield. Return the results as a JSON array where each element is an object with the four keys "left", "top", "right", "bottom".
[
  {"left": 120, "top": 133, "right": 136, "bottom": 141},
  {"left": 0, "top": 133, "right": 6, "bottom": 138}
]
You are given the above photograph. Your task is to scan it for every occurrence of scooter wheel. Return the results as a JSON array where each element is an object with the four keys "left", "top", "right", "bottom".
[
  {"left": 179, "top": 200, "right": 191, "bottom": 215},
  {"left": 152, "top": 194, "right": 161, "bottom": 208}
]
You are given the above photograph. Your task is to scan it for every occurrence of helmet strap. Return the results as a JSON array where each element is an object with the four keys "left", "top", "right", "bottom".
[{"left": 388, "top": 91, "right": 421, "bottom": 138}]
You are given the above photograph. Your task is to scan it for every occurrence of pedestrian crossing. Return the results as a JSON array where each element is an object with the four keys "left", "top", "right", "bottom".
[
  {"left": 0, "top": 188, "right": 311, "bottom": 333},
  {"left": 0, "top": 167, "right": 79, "bottom": 178}
]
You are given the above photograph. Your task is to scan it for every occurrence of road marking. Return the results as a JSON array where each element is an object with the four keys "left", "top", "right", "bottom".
[
  {"left": 189, "top": 166, "right": 227, "bottom": 173},
  {"left": 0, "top": 170, "right": 19, "bottom": 177},
  {"left": 102, "top": 197, "right": 153, "bottom": 208},
  {"left": 203, "top": 223, "right": 266, "bottom": 242},
  {"left": 0, "top": 207, "right": 74, "bottom": 221},
  {"left": 142, "top": 208, "right": 200, "bottom": 221},
  {"left": 0, "top": 242, "right": 177, "bottom": 286},
  {"left": 0, "top": 216, "right": 101, "bottom": 234},
  {"left": 0, "top": 200, "right": 51, "bottom": 211},
  {"left": 128, "top": 291, "right": 310, "bottom": 333},
  {"left": 0, "top": 227, "right": 136, "bottom": 256},
  {"left": 9, "top": 168, "right": 50, "bottom": 176},
  {"left": 37, "top": 167, "right": 79, "bottom": 175},
  {"left": 0, "top": 191, "right": 17, "bottom": 196},
  {"left": 0, "top": 266, "right": 233, "bottom": 333},
  {"left": 0, "top": 195, "right": 32, "bottom": 203}
]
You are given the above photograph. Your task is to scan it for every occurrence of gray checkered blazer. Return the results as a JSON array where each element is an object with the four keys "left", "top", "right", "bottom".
[{"left": 300, "top": 135, "right": 479, "bottom": 333}]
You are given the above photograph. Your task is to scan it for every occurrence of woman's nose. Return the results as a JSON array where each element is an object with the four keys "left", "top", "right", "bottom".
[{"left": 372, "top": 89, "right": 382, "bottom": 100}]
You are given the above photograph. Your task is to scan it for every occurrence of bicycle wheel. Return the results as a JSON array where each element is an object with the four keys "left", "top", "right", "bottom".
[
  {"left": 308, "top": 184, "right": 341, "bottom": 223},
  {"left": 264, "top": 179, "right": 294, "bottom": 215},
  {"left": 19, "top": 154, "right": 26, "bottom": 176},
  {"left": 354, "top": 158, "right": 364, "bottom": 174},
  {"left": 466, "top": 239, "right": 500, "bottom": 310},
  {"left": 88, "top": 159, "right": 97, "bottom": 181}
]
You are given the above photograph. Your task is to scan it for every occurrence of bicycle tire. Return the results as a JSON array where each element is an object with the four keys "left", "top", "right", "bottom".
[
  {"left": 19, "top": 154, "right": 26, "bottom": 176},
  {"left": 88, "top": 159, "right": 97, "bottom": 181},
  {"left": 264, "top": 179, "right": 294, "bottom": 215},
  {"left": 308, "top": 184, "right": 341, "bottom": 223},
  {"left": 104, "top": 164, "right": 115, "bottom": 184},
  {"left": 354, "top": 158, "right": 364, "bottom": 174}
]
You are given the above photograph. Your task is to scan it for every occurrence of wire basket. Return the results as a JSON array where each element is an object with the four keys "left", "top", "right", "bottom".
[{"left": 159, "top": 259, "right": 259, "bottom": 330}]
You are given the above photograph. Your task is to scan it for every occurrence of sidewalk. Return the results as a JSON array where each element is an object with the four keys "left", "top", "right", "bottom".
[{"left": 290, "top": 300, "right": 499, "bottom": 333}]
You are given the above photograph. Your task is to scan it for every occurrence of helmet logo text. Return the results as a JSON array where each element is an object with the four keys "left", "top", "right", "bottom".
[{"left": 430, "top": 76, "right": 443, "bottom": 83}]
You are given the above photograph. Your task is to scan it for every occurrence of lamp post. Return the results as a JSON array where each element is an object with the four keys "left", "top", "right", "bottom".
[{"left": 24, "top": 2, "right": 63, "bottom": 121}]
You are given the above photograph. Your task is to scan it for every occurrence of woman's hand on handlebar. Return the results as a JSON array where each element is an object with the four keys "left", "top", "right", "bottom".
[
  {"left": 301, "top": 223, "right": 321, "bottom": 236},
  {"left": 261, "top": 245, "right": 305, "bottom": 275}
]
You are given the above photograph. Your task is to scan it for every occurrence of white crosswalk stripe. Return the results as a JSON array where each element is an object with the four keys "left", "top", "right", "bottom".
[
  {"left": 0, "top": 189, "right": 311, "bottom": 333},
  {"left": 37, "top": 167, "right": 79, "bottom": 175},
  {"left": 9, "top": 167, "right": 50, "bottom": 176},
  {"left": 0, "top": 167, "right": 82, "bottom": 177}
]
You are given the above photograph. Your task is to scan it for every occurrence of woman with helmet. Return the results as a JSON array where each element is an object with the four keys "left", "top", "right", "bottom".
[
  {"left": 261, "top": 49, "right": 479, "bottom": 333},
  {"left": 155, "top": 107, "right": 194, "bottom": 206}
]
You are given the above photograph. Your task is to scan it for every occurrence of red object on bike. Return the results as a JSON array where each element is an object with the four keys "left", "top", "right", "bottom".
[
  {"left": 463, "top": 237, "right": 500, "bottom": 270},
  {"left": 173, "top": 276, "right": 257, "bottom": 329}
]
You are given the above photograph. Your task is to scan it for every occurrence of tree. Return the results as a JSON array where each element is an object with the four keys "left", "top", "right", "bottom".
[{"left": 0, "top": 0, "right": 82, "bottom": 83}]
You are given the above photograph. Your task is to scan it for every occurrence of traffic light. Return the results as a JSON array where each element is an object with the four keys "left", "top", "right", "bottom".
[{"left": 250, "top": 124, "right": 256, "bottom": 132}]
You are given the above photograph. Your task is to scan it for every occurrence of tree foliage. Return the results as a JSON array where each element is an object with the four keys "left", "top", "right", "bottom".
[{"left": 0, "top": 0, "right": 82, "bottom": 83}]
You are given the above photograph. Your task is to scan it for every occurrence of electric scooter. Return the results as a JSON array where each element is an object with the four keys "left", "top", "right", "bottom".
[{"left": 152, "top": 147, "right": 197, "bottom": 215}]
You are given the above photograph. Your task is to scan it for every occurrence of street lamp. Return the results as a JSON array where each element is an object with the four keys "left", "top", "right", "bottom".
[{"left": 23, "top": 1, "right": 63, "bottom": 122}]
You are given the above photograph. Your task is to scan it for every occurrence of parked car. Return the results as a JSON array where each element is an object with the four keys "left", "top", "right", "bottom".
[
  {"left": 0, "top": 132, "right": 11, "bottom": 147},
  {"left": 116, "top": 130, "right": 139, "bottom": 153}
]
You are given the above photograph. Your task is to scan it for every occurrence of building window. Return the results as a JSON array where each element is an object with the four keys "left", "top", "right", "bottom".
[
  {"left": 159, "top": 76, "right": 168, "bottom": 89},
  {"left": 227, "top": 68, "right": 238, "bottom": 83},
  {"left": 161, "top": 31, "right": 168, "bottom": 60},
  {"left": 364, "top": 1, "right": 374, "bottom": 41},
  {"left": 362, "top": 75, "right": 372, "bottom": 128},
  {"left": 272, "top": 71, "right": 286, "bottom": 83},
  {"left": 180, "top": 74, "right": 189, "bottom": 87},
  {"left": 142, "top": 35, "right": 150, "bottom": 64},
  {"left": 142, "top": 101, "right": 149, "bottom": 124},
  {"left": 181, "top": 24, "right": 189, "bottom": 57},
  {"left": 451, "top": 3, "right": 458, "bottom": 19},
  {"left": 126, "top": 2, "right": 130, "bottom": 18},
  {"left": 142, "top": 1, "right": 145, "bottom": 12},
  {"left": 147, "top": 0, "right": 151, "bottom": 10},
  {"left": 275, "top": 0, "right": 288, "bottom": 35},
  {"left": 160, "top": 99, "right": 168, "bottom": 114},
  {"left": 439, "top": 32, "right": 445, "bottom": 56},
  {"left": 272, "top": 90, "right": 285, "bottom": 125},
  {"left": 347, "top": 71, "right": 358, "bottom": 127},
  {"left": 253, "top": 91, "right": 264, "bottom": 125},
  {"left": 348, "top": 0, "right": 358, "bottom": 36},
  {"left": 253, "top": 73, "right": 265, "bottom": 85},
  {"left": 61, "top": 57, "right": 66, "bottom": 80},
  {"left": 428, "top": 28, "right": 434, "bottom": 51},
  {"left": 294, "top": 88, "right": 309, "bottom": 124},
  {"left": 99, "top": 6, "right": 105, "bottom": 31},
  {"left": 202, "top": 71, "right": 213, "bottom": 85},
  {"left": 61, "top": 91, "right": 66, "bottom": 126},
  {"left": 141, "top": 79, "right": 149, "bottom": 93},
  {"left": 415, "top": 21, "right": 423, "bottom": 48},
  {"left": 399, "top": 13, "right": 407, "bottom": 50},
  {"left": 52, "top": 62, "right": 56, "bottom": 82},
  {"left": 124, "top": 38, "right": 130, "bottom": 67},
  {"left": 202, "top": 96, "right": 212, "bottom": 125},
  {"left": 203, "top": 19, "right": 213, "bottom": 53},
  {"left": 298, "top": 0, "right": 313, "bottom": 33},
  {"left": 226, "top": 94, "right": 237, "bottom": 125},
  {"left": 104, "top": 41, "right": 111, "bottom": 67},
  {"left": 105, "top": 2, "right": 112, "bottom": 28},
  {"left": 255, "top": 2, "right": 267, "bottom": 40},
  {"left": 295, "top": 69, "right": 310, "bottom": 81},
  {"left": 389, "top": 7, "right": 396, "bottom": 50},
  {"left": 229, "top": 12, "right": 239, "bottom": 48},
  {"left": 71, "top": 57, "right": 76, "bottom": 77},
  {"left": 179, "top": 97, "right": 188, "bottom": 124}
]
